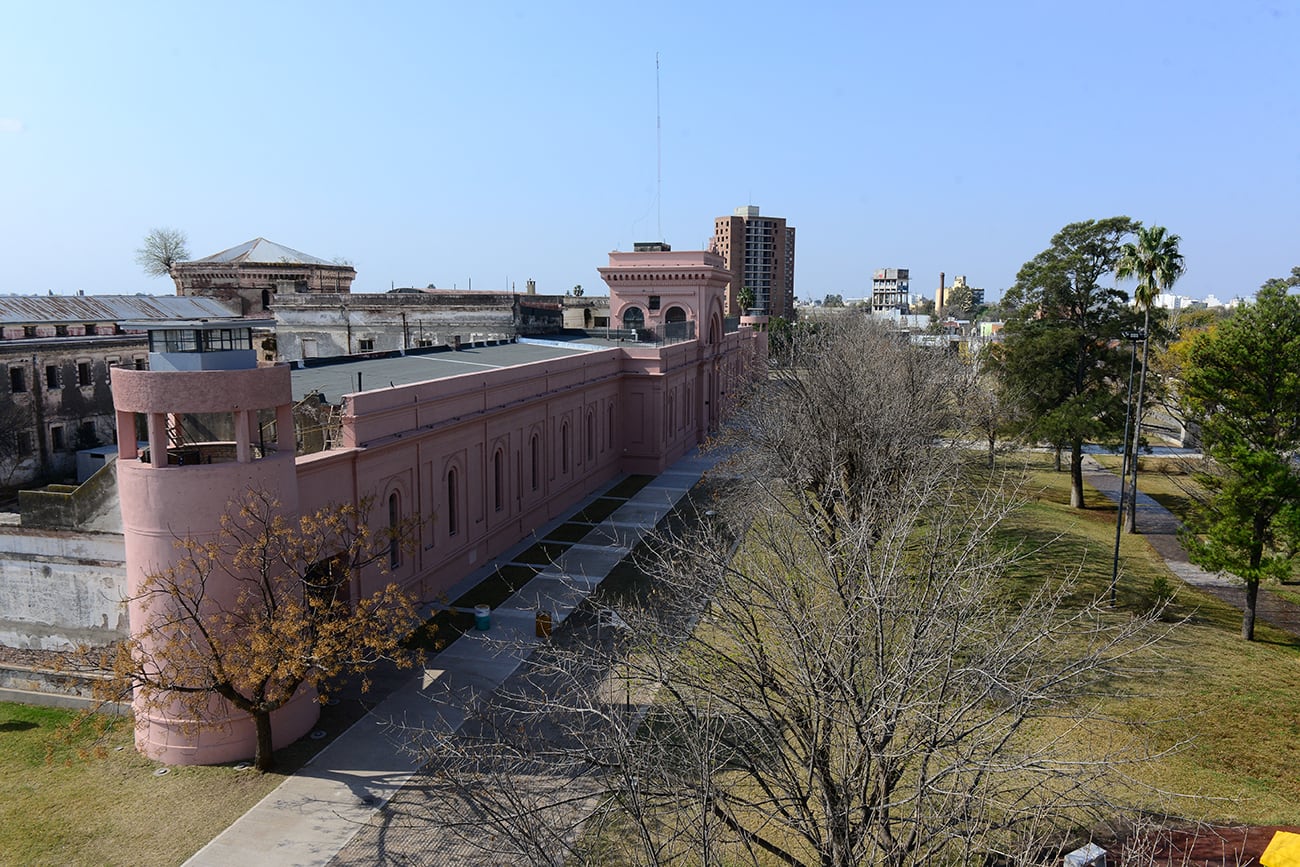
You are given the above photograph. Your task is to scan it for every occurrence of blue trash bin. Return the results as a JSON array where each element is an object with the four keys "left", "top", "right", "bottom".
[{"left": 474, "top": 604, "right": 491, "bottom": 631}]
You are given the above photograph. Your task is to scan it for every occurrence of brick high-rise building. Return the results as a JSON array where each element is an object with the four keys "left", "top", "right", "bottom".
[{"left": 711, "top": 206, "right": 796, "bottom": 318}]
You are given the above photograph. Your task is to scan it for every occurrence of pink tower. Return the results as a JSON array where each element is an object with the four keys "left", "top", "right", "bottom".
[{"left": 111, "top": 319, "right": 319, "bottom": 765}]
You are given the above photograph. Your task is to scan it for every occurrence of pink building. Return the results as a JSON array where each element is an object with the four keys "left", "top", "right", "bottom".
[{"left": 113, "top": 247, "right": 764, "bottom": 765}]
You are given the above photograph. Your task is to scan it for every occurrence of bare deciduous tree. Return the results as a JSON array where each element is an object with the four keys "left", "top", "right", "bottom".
[
  {"left": 135, "top": 227, "right": 190, "bottom": 277},
  {"left": 393, "top": 318, "right": 1173, "bottom": 866}
]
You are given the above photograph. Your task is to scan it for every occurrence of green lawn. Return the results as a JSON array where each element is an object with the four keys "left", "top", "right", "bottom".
[
  {"left": 0, "top": 703, "right": 283, "bottom": 867},
  {"left": 1015, "top": 452, "right": 1300, "bottom": 823}
]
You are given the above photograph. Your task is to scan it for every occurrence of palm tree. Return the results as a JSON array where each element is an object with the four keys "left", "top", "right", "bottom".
[{"left": 1115, "top": 225, "right": 1185, "bottom": 532}]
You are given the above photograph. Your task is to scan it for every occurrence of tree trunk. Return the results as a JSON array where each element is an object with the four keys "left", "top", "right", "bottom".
[
  {"left": 1242, "top": 580, "right": 1258, "bottom": 641},
  {"left": 1127, "top": 309, "right": 1152, "bottom": 534},
  {"left": 1070, "top": 441, "right": 1085, "bottom": 508},
  {"left": 987, "top": 434, "right": 996, "bottom": 470},
  {"left": 1054, "top": 446, "right": 1063, "bottom": 473},
  {"left": 253, "top": 710, "right": 276, "bottom": 771}
]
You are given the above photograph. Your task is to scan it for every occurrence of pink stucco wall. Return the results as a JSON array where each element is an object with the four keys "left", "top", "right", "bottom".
[
  {"left": 112, "top": 248, "right": 764, "bottom": 766},
  {"left": 114, "top": 364, "right": 317, "bottom": 765}
]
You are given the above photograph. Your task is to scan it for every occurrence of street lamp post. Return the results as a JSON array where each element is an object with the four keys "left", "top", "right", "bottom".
[{"left": 1110, "top": 330, "right": 1145, "bottom": 607}]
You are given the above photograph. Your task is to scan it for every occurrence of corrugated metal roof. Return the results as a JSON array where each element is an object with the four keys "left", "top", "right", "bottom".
[
  {"left": 192, "top": 238, "right": 334, "bottom": 266},
  {"left": 0, "top": 294, "right": 241, "bottom": 325}
]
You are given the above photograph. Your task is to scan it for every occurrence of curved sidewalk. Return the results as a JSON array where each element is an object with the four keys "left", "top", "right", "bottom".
[
  {"left": 1081, "top": 455, "right": 1300, "bottom": 636},
  {"left": 184, "top": 447, "right": 722, "bottom": 867}
]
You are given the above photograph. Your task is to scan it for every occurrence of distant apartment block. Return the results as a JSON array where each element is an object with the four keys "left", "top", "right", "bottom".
[
  {"left": 872, "top": 268, "right": 910, "bottom": 313},
  {"left": 711, "top": 206, "right": 796, "bottom": 318}
]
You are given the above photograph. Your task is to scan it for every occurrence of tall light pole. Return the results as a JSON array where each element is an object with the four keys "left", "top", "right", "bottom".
[{"left": 1110, "top": 330, "right": 1144, "bottom": 607}]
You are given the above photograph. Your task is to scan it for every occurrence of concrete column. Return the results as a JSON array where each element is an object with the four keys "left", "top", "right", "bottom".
[
  {"left": 235, "top": 409, "right": 251, "bottom": 463},
  {"left": 147, "top": 412, "right": 167, "bottom": 468},
  {"left": 116, "top": 411, "right": 137, "bottom": 460}
]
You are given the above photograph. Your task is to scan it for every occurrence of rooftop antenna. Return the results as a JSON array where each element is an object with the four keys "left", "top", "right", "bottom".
[{"left": 656, "top": 51, "right": 662, "bottom": 242}]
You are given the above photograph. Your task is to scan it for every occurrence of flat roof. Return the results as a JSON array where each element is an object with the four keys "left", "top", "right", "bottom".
[{"left": 289, "top": 339, "right": 607, "bottom": 403}]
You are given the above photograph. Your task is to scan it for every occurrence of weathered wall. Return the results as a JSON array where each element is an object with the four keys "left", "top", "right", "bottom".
[
  {"left": 273, "top": 293, "right": 566, "bottom": 361},
  {"left": 0, "top": 524, "right": 126, "bottom": 650},
  {"left": 0, "top": 336, "right": 146, "bottom": 486}
]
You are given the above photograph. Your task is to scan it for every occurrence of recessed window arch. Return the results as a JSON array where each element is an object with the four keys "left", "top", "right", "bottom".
[
  {"left": 664, "top": 306, "right": 687, "bottom": 323},
  {"left": 622, "top": 306, "right": 644, "bottom": 330}
]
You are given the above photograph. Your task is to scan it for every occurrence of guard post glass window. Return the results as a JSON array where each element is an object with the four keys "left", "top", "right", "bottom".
[{"left": 149, "top": 329, "right": 198, "bottom": 353}]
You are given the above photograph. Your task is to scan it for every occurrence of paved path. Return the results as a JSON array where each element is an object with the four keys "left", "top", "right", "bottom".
[
  {"left": 184, "top": 448, "right": 721, "bottom": 867},
  {"left": 1081, "top": 455, "right": 1300, "bottom": 636}
]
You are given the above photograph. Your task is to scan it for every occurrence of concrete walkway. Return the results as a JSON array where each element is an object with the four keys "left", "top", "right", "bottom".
[
  {"left": 1081, "top": 455, "right": 1300, "bottom": 636},
  {"left": 184, "top": 447, "right": 721, "bottom": 867}
]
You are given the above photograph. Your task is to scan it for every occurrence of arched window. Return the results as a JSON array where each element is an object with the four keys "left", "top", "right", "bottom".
[
  {"left": 587, "top": 410, "right": 596, "bottom": 461},
  {"left": 493, "top": 448, "right": 505, "bottom": 512},
  {"left": 664, "top": 306, "right": 686, "bottom": 323},
  {"left": 388, "top": 492, "right": 401, "bottom": 569},
  {"left": 622, "top": 306, "right": 644, "bottom": 330},
  {"left": 709, "top": 314, "right": 720, "bottom": 345},
  {"left": 447, "top": 467, "right": 459, "bottom": 536},
  {"left": 530, "top": 433, "right": 540, "bottom": 491},
  {"left": 261, "top": 289, "right": 271, "bottom": 311},
  {"left": 561, "top": 421, "right": 570, "bottom": 474}
]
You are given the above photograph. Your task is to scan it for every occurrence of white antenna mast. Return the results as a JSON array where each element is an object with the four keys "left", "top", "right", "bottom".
[{"left": 656, "top": 51, "right": 662, "bottom": 242}]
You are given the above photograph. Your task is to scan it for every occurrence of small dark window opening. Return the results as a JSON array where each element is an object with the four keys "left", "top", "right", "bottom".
[
  {"left": 305, "top": 556, "right": 348, "bottom": 610},
  {"left": 388, "top": 493, "right": 401, "bottom": 569},
  {"left": 16, "top": 431, "right": 32, "bottom": 455},
  {"left": 359, "top": 338, "right": 375, "bottom": 352},
  {"left": 77, "top": 362, "right": 91, "bottom": 386},
  {"left": 447, "top": 468, "right": 459, "bottom": 536},
  {"left": 51, "top": 426, "right": 65, "bottom": 451},
  {"left": 134, "top": 357, "right": 147, "bottom": 370},
  {"left": 261, "top": 289, "right": 271, "bottom": 310},
  {"left": 45, "top": 366, "right": 59, "bottom": 389},
  {"left": 493, "top": 449, "right": 505, "bottom": 512},
  {"left": 9, "top": 367, "right": 26, "bottom": 393},
  {"left": 530, "top": 434, "right": 540, "bottom": 491},
  {"left": 648, "top": 295, "right": 661, "bottom": 311},
  {"left": 561, "top": 422, "right": 570, "bottom": 474}
]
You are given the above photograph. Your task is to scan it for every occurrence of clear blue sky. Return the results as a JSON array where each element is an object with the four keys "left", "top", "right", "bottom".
[{"left": 2, "top": 1, "right": 1296, "bottom": 302}]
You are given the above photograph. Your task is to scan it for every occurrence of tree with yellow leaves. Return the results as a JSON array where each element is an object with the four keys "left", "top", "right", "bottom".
[{"left": 100, "top": 489, "right": 424, "bottom": 771}]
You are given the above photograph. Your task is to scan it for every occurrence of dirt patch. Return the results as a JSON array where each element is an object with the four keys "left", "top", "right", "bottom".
[{"left": 1115, "top": 824, "right": 1300, "bottom": 865}]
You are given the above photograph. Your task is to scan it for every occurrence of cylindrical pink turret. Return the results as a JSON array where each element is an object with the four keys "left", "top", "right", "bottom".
[{"left": 112, "top": 361, "right": 319, "bottom": 765}]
